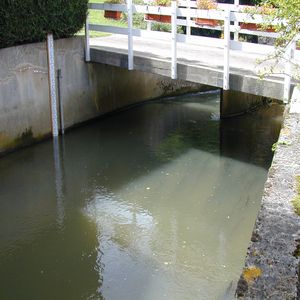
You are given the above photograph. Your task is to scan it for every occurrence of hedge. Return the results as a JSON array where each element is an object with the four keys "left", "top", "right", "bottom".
[{"left": 0, "top": 0, "right": 88, "bottom": 49}]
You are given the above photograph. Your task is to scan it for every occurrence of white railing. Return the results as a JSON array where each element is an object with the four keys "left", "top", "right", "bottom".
[{"left": 85, "top": 1, "right": 299, "bottom": 101}]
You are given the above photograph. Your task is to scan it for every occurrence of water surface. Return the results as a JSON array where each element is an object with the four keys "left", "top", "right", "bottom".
[{"left": 0, "top": 93, "right": 283, "bottom": 300}]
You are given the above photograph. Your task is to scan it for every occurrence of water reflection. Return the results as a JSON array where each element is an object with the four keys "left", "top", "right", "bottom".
[
  {"left": 53, "top": 137, "right": 65, "bottom": 227},
  {"left": 85, "top": 148, "right": 267, "bottom": 300},
  {"left": 0, "top": 93, "right": 283, "bottom": 299}
]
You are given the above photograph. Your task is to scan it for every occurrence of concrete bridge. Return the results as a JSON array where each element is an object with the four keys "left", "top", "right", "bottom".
[{"left": 85, "top": 1, "right": 300, "bottom": 116}]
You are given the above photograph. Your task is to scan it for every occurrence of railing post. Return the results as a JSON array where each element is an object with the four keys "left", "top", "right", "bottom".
[
  {"left": 223, "top": 7, "right": 230, "bottom": 90},
  {"left": 234, "top": 0, "right": 239, "bottom": 41},
  {"left": 171, "top": 0, "right": 177, "bottom": 79},
  {"left": 146, "top": 21, "right": 152, "bottom": 31},
  {"left": 127, "top": 0, "right": 134, "bottom": 70},
  {"left": 85, "top": 14, "right": 90, "bottom": 62},
  {"left": 186, "top": 0, "right": 191, "bottom": 36},
  {"left": 283, "top": 40, "right": 295, "bottom": 103}
]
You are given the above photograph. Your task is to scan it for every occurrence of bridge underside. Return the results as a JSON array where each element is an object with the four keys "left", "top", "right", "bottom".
[{"left": 89, "top": 35, "right": 290, "bottom": 101}]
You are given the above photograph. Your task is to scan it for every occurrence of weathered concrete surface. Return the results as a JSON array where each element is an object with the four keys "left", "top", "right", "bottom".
[
  {"left": 0, "top": 37, "right": 203, "bottom": 154},
  {"left": 236, "top": 99, "right": 300, "bottom": 299},
  {"left": 221, "top": 90, "right": 268, "bottom": 118},
  {"left": 89, "top": 35, "right": 298, "bottom": 101}
]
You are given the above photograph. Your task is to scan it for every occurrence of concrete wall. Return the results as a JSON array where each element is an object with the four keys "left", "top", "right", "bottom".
[
  {"left": 0, "top": 37, "right": 202, "bottom": 155},
  {"left": 221, "top": 89, "right": 267, "bottom": 118}
]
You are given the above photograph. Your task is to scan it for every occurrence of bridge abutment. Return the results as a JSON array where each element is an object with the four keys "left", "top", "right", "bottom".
[{"left": 220, "top": 89, "right": 267, "bottom": 119}]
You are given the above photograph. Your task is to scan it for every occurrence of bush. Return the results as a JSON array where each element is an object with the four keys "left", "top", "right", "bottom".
[{"left": 0, "top": 0, "right": 88, "bottom": 49}]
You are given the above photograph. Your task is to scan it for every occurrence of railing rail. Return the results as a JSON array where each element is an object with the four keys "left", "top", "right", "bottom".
[{"left": 85, "top": 1, "right": 299, "bottom": 101}]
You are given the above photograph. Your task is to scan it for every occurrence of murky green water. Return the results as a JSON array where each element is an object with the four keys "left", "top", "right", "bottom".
[{"left": 0, "top": 93, "right": 283, "bottom": 300}]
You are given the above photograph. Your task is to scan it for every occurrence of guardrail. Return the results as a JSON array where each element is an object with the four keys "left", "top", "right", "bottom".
[{"left": 85, "top": 1, "right": 299, "bottom": 102}]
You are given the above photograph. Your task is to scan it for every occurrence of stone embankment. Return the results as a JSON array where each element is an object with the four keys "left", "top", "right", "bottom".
[{"left": 236, "top": 88, "right": 300, "bottom": 299}]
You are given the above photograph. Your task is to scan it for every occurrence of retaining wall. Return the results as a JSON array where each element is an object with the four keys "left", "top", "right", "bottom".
[{"left": 0, "top": 37, "right": 202, "bottom": 155}]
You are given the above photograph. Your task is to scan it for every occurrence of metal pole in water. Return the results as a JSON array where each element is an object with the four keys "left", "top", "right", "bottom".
[
  {"left": 53, "top": 136, "right": 65, "bottom": 227},
  {"left": 57, "top": 69, "right": 65, "bottom": 135},
  {"left": 171, "top": 0, "right": 177, "bottom": 79},
  {"left": 46, "top": 33, "right": 59, "bottom": 137}
]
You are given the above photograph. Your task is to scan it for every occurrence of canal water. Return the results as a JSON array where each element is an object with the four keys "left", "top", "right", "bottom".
[{"left": 0, "top": 92, "right": 283, "bottom": 300}]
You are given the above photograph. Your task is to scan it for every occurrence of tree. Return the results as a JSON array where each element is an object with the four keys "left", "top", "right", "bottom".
[{"left": 259, "top": 0, "right": 300, "bottom": 80}]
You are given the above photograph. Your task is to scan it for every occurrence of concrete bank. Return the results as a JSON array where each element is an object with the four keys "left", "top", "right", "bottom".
[
  {"left": 0, "top": 37, "right": 203, "bottom": 155},
  {"left": 236, "top": 91, "right": 300, "bottom": 298}
]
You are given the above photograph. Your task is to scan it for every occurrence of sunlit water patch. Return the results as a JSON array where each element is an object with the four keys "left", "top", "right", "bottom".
[{"left": 84, "top": 149, "right": 267, "bottom": 300}]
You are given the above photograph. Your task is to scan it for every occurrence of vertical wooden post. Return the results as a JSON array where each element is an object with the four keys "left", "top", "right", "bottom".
[
  {"left": 171, "top": 0, "right": 177, "bottom": 79},
  {"left": 223, "top": 7, "right": 230, "bottom": 90},
  {"left": 85, "top": 14, "right": 90, "bottom": 62},
  {"left": 283, "top": 40, "right": 295, "bottom": 103},
  {"left": 46, "top": 33, "right": 59, "bottom": 137},
  {"left": 127, "top": 0, "right": 134, "bottom": 70}
]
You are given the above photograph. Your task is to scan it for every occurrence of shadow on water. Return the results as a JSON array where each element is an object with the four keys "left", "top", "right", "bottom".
[{"left": 0, "top": 92, "right": 283, "bottom": 300}]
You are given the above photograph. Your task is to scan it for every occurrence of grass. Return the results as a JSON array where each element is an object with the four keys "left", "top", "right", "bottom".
[
  {"left": 78, "top": 0, "right": 147, "bottom": 37},
  {"left": 77, "top": 0, "right": 127, "bottom": 37}
]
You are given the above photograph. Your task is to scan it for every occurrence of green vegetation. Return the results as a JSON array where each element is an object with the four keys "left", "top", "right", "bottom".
[
  {"left": 105, "top": 0, "right": 124, "bottom": 3},
  {"left": 271, "top": 140, "right": 291, "bottom": 152},
  {"left": 155, "top": 121, "right": 219, "bottom": 161},
  {"left": 271, "top": 142, "right": 277, "bottom": 152},
  {"left": 264, "top": 0, "right": 300, "bottom": 48},
  {"left": 258, "top": 0, "right": 300, "bottom": 79},
  {"left": 0, "top": 0, "right": 88, "bottom": 48},
  {"left": 147, "top": 0, "right": 171, "bottom": 6},
  {"left": 291, "top": 175, "right": 300, "bottom": 216},
  {"left": 83, "top": 0, "right": 181, "bottom": 37},
  {"left": 82, "top": 0, "right": 146, "bottom": 37}
]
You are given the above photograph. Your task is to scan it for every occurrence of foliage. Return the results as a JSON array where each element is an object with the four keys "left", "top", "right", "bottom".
[
  {"left": 0, "top": 0, "right": 88, "bottom": 49},
  {"left": 241, "top": 3, "right": 275, "bottom": 14},
  {"left": 196, "top": 0, "right": 217, "bottom": 10},
  {"left": 104, "top": 0, "right": 124, "bottom": 3},
  {"left": 265, "top": 0, "right": 300, "bottom": 47},
  {"left": 76, "top": 0, "right": 127, "bottom": 38},
  {"left": 152, "top": 22, "right": 170, "bottom": 32},
  {"left": 144, "top": 0, "right": 171, "bottom": 6},
  {"left": 256, "top": 0, "right": 300, "bottom": 79},
  {"left": 120, "top": 0, "right": 147, "bottom": 29},
  {"left": 271, "top": 142, "right": 277, "bottom": 152}
]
